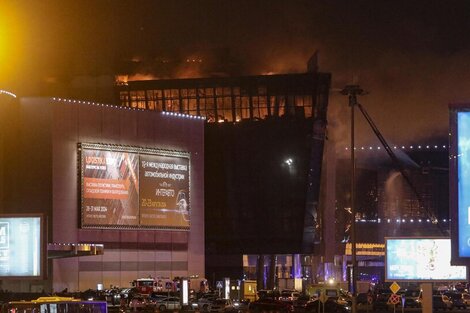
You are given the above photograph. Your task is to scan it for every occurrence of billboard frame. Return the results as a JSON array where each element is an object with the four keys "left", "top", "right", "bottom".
[
  {"left": 78, "top": 142, "right": 191, "bottom": 231},
  {"left": 449, "top": 104, "right": 470, "bottom": 265},
  {"left": 385, "top": 236, "right": 467, "bottom": 282},
  {"left": 0, "top": 213, "right": 46, "bottom": 280}
]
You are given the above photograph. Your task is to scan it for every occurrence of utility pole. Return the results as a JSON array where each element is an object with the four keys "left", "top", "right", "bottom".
[{"left": 341, "top": 85, "right": 366, "bottom": 313}]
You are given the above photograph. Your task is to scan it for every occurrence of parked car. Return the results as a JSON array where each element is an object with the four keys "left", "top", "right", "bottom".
[
  {"left": 248, "top": 298, "right": 294, "bottom": 313},
  {"left": 279, "top": 290, "right": 301, "bottom": 302},
  {"left": 305, "top": 299, "right": 350, "bottom": 313},
  {"left": 292, "top": 294, "right": 312, "bottom": 311},
  {"left": 355, "top": 293, "right": 369, "bottom": 305},
  {"left": 433, "top": 295, "right": 453, "bottom": 311},
  {"left": 148, "top": 292, "right": 169, "bottom": 302},
  {"left": 462, "top": 293, "right": 470, "bottom": 306},
  {"left": 257, "top": 290, "right": 277, "bottom": 300},
  {"left": 120, "top": 288, "right": 133, "bottom": 300},
  {"left": 336, "top": 294, "right": 351, "bottom": 307},
  {"left": 81, "top": 289, "right": 106, "bottom": 301},
  {"left": 191, "top": 294, "right": 218, "bottom": 311},
  {"left": 455, "top": 283, "right": 467, "bottom": 292},
  {"left": 210, "top": 299, "right": 237, "bottom": 312},
  {"left": 233, "top": 299, "right": 250, "bottom": 312},
  {"left": 444, "top": 292, "right": 466, "bottom": 309},
  {"left": 129, "top": 296, "right": 148, "bottom": 311},
  {"left": 154, "top": 297, "right": 181, "bottom": 311},
  {"left": 403, "top": 289, "right": 421, "bottom": 308},
  {"left": 103, "top": 288, "right": 122, "bottom": 306},
  {"left": 373, "top": 291, "right": 392, "bottom": 311}
]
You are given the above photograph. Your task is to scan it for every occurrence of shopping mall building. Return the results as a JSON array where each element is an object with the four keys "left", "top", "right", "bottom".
[{"left": 0, "top": 57, "right": 449, "bottom": 292}]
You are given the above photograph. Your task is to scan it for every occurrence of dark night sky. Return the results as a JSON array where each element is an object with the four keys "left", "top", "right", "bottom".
[{"left": 2, "top": 0, "right": 470, "bottom": 145}]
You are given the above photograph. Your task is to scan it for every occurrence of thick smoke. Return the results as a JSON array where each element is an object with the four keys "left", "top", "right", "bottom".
[{"left": 5, "top": 0, "right": 470, "bottom": 147}]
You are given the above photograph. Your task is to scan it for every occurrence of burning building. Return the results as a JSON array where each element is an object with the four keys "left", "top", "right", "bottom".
[
  {"left": 114, "top": 60, "right": 332, "bottom": 288},
  {"left": 114, "top": 60, "right": 450, "bottom": 287}
]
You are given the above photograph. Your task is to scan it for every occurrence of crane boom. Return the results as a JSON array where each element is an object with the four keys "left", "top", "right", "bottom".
[{"left": 356, "top": 102, "right": 446, "bottom": 234}]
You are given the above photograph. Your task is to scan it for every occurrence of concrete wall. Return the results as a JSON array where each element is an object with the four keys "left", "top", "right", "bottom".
[{"left": 10, "top": 98, "right": 204, "bottom": 292}]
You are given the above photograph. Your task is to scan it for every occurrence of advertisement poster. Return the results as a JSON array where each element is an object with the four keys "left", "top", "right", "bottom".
[
  {"left": 458, "top": 111, "right": 470, "bottom": 257},
  {"left": 82, "top": 149, "right": 139, "bottom": 226},
  {"left": 0, "top": 217, "right": 42, "bottom": 277},
  {"left": 386, "top": 238, "right": 467, "bottom": 281},
  {"left": 139, "top": 154, "right": 190, "bottom": 228},
  {"left": 81, "top": 144, "right": 190, "bottom": 229}
]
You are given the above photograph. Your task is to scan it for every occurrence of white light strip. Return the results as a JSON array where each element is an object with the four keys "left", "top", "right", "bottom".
[
  {"left": 0, "top": 90, "right": 17, "bottom": 98},
  {"left": 52, "top": 97, "right": 207, "bottom": 120},
  {"left": 345, "top": 145, "right": 447, "bottom": 150},
  {"left": 161, "top": 111, "right": 206, "bottom": 120},
  {"left": 33, "top": 233, "right": 39, "bottom": 276},
  {"left": 354, "top": 218, "right": 450, "bottom": 223},
  {"left": 51, "top": 97, "right": 146, "bottom": 111}
]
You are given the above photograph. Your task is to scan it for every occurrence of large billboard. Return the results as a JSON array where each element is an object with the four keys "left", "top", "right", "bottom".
[
  {"left": 80, "top": 143, "right": 190, "bottom": 230},
  {"left": 0, "top": 215, "right": 45, "bottom": 278},
  {"left": 450, "top": 107, "right": 470, "bottom": 264},
  {"left": 385, "top": 238, "right": 467, "bottom": 282},
  {"left": 139, "top": 154, "right": 190, "bottom": 228}
]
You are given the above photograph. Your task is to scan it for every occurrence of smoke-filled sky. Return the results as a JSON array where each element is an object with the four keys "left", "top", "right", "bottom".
[{"left": 2, "top": 0, "right": 470, "bottom": 146}]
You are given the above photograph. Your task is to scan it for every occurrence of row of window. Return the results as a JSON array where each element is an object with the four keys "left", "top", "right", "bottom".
[
  {"left": 119, "top": 88, "right": 314, "bottom": 122},
  {"left": 140, "top": 87, "right": 269, "bottom": 98}
]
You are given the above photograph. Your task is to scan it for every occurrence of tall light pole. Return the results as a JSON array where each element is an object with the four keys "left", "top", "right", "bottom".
[{"left": 341, "top": 85, "right": 366, "bottom": 313}]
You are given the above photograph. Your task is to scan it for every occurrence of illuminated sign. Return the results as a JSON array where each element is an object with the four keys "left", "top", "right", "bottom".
[
  {"left": 181, "top": 278, "right": 189, "bottom": 305},
  {"left": 456, "top": 111, "right": 470, "bottom": 258},
  {"left": 345, "top": 243, "right": 385, "bottom": 256},
  {"left": 224, "top": 277, "right": 230, "bottom": 300},
  {"left": 385, "top": 238, "right": 467, "bottom": 281},
  {"left": 139, "top": 154, "right": 190, "bottom": 228},
  {"left": 82, "top": 149, "right": 139, "bottom": 226},
  {"left": 0, "top": 216, "right": 44, "bottom": 278},
  {"left": 80, "top": 143, "right": 190, "bottom": 230},
  {"left": 449, "top": 107, "right": 470, "bottom": 264}
]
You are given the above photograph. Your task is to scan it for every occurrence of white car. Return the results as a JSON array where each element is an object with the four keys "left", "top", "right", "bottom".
[
  {"left": 209, "top": 299, "right": 236, "bottom": 312},
  {"left": 191, "top": 295, "right": 218, "bottom": 311},
  {"left": 155, "top": 297, "right": 181, "bottom": 311}
]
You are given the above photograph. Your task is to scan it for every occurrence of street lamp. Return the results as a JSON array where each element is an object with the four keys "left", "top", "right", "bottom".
[{"left": 341, "top": 85, "right": 366, "bottom": 313}]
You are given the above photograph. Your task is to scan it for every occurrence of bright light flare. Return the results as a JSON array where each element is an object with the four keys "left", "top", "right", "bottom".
[{"left": 0, "top": 4, "right": 25, "bottom": 80}]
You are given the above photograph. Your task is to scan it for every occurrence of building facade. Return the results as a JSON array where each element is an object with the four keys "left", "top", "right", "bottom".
[
  {"left": 0, "top": 94, "right": 205, "bottom": 292},
  {"left": 115, "top": 70, "right": 332, "bottom": 288},
  {"left": 115, "top": 73, "right": 328, "bottom": 122}
]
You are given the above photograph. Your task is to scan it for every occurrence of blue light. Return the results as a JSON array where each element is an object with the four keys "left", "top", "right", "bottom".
[{"left": 457, "top": 111, "right": 470, "bottom": 257}]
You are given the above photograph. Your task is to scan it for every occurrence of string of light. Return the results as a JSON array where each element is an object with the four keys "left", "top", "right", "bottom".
[
  {"left": 52, "top": 97, "right": 205, "bottom": 120},
  {"left": 52, "top": 97, "right": 145, "bottom": 111},
  {"left": 162, "top": 111, "right": 205, "bottom": 120},
  {"left": 0, "top": 90, "right": 17, "bottom": 98},
  {"left": 344, "top": 145, "right": 447, "bottom": 150},
  {"left": 354, "top": 218, "right": 450, "bottom": 223}
]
